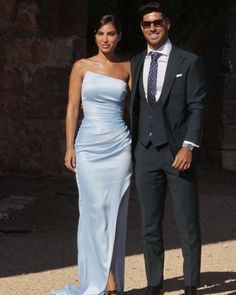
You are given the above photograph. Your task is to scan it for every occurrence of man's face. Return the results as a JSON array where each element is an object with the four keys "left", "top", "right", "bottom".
[{"left": 141, "top": 12, "right": 170, "bottom": 50}]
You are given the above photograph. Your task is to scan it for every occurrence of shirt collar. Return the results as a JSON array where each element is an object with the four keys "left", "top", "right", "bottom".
[{"left": 147, "top": 39, "right": 172, "bottom": 57}]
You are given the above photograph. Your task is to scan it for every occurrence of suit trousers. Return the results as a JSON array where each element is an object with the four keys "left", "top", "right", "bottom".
[{"left": 134, "top": 141, "right": 201, "bottom": 287}]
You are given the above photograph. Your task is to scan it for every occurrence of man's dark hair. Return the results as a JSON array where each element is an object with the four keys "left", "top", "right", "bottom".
[{"left": 138, "top": 1, "right": 168, "bottom": 22}]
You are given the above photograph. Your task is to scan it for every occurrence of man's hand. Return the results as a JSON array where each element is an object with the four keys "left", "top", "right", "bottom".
[{"left": 172, "top": 147, "right": 192, "bottom": 171}]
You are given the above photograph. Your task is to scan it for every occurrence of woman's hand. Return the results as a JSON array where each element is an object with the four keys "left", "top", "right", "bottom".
[{"left": 64, "top": 148, "right": 76, "bottom": 172}]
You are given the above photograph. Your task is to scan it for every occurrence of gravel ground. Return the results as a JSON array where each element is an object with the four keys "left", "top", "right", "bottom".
[{"left": 0, "top": 164, "right": 235, "bottom": 295}]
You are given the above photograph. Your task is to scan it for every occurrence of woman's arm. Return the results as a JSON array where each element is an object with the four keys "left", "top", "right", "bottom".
[
  {"left": 64, "top": 60, "right": 84, "bottom": 172},
  {"left": 124, "top": 61, "right": 131, "bottom": 128}
]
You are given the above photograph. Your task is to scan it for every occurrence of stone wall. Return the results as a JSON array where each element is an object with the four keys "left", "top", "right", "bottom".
[
  {"left": 1, "top": 0, "right": 236, "bottom": 175},
  {"left": 0, "top": 0, "right": 87, "bottom": 175},
  {"left": 203, "top": 17, "right": 236, "bottom": 170}
]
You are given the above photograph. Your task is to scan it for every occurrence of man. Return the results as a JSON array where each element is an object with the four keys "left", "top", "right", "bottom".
[{"left": 131, "top": 2, "right": 206, "bottom": 295}]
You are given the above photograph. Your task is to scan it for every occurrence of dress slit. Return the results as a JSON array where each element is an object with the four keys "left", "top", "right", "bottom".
[{"left": 104, "top": 186, "right": 130, "bottom": 293}]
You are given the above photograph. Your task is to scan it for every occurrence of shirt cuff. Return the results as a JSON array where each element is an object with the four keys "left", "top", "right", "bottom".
[{"left": 183, "top": 140, "right": 199, "bottom": 148}]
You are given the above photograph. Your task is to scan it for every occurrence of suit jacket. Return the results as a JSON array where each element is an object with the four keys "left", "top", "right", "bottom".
[{"left": 130, "top": 45, "right": 206, "bottom": 161}]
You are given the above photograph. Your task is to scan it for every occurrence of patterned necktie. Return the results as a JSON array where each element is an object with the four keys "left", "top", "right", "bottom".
[{"left": 147, "top": 52, "right": 161, "bottom": 104}]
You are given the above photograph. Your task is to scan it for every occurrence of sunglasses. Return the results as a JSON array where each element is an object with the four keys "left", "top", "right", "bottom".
[{"left": 141, "top": 18, "right": 168, "bottom": 29}]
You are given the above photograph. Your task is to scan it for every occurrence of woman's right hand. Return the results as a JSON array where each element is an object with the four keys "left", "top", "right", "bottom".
[{"left": 64, "top": 148, "right": 76, "bottom": 172}]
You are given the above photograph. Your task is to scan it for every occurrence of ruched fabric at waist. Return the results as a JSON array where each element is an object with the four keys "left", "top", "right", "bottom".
[
  {"left": 80, "top": 117, "right": 126, "bottom": 130},
  {"left": 74, "top": 120, "right": 131, "bottom": 158},
  {"left": 82, "top": 101, "right": 124, "bottom": 121}
]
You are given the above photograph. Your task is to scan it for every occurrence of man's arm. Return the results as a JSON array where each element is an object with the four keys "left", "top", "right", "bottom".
[
  {"left": 173, "top": 56, "right": 206, "bottom": 171},
  {"left": 184, "top": 56, "right": 206, "bottom": 145}
]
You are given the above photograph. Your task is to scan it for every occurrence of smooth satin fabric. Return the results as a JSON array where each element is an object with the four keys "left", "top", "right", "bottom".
[{"left": 50, "top": 71, "right": 132, "bottom": 295}]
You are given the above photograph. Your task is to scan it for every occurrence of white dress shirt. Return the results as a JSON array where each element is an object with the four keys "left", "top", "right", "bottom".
[
  {"left": 143, "top": 39, "right": 199, "bottom": 148},
  {"left": 143, "top": 39, "right": 172, "bottom": 102}
]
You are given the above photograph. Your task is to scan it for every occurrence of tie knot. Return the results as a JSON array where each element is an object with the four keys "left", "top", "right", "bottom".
[{"left": 150, "top": 51, "right": 161, "bottom": 61}]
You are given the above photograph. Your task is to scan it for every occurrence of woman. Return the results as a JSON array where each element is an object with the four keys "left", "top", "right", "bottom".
[{"left": 50, "top": 15, "right": 132, "bottom": 295}]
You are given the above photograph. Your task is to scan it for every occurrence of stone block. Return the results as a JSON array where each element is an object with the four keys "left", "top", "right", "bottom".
[
  {"left": 0, "top": 201, "right": 24, "bottom": 210},
  {"left": 0, "top": 195, "right": 36, "bottom": 221},
  {"left": 222, "top": 150, "right": 236, "bottom": 171},
  {"left": 223, "top": 74, "right": 236, "bottom": 100},
  {"left": 0, "top": 212, "right": 8, "bottom": 220},
  {"left": 225, "top": 20, "right": 236, "bottom": 48},
  {"left": 24, "top": 66, "right": 69, "bottom": 119},
  {"left": 0, "top": 0, "right": 15, "bottom": 35},
  {"left": 204, "top": 148, "right": 222, "bottom": 169},
  {"left": 0, "top": 43, "right": 4, "bottom": 66},
  {"left": 203, "top": 123, "right": 224, "bottom": 149},
  {"left": 4, "top": 38, "right": 34, "bottom": 64},
  {"left": 38, "top": 0, "right": 88, "bottom": 37},
  {"left": 15, "top": 0, "right": 39, "bottom": 35},
  {"left": 206, "top": 75, "right": 224, "bottom": 101},
  {"left": 8, "top": 195, "right": 36, "bottom": 205},
  {"left": 33, "top": 39, "right": 49, "bottom": 63},
  {"left": 0, "top": 203, "right": 9, "bottom": 212},
  {"left": 73, "top": 38, "right": 87, "bottom": 60},
  {"left": 201, "top": 22, "right": 227, "bottom": 47},
  {"left": 0, "top": 67, "right": 23, "bottom": 93},
  {"left": 204, "top": 122, "right": 236, "bottom": 150},
  {"left": 204, "top": 148, "right": 236, "bottom": 171},
  {"left": 222, "top": 101, "right": 236, "bottom": 124},
  {"left": 0, "top": 117, "right": 65, "bottom": 175},
  {"left": 46, "top": 38, "right": 74, "bottom": 66},
  {"left": 204, "top": 53, "right": 223, "bottom": 99},
  {"left": 222, "top": 48, "right": 236, "bottom": 74},
  {"left": 16, "top": 119, "right": 66, "bottom": 175},
  {"left": 205, "top": 97, "right": 222, "bottom": 125},
  {"left": 0, "top": 117, "right": 19, "bottom": 173},
  {"left": 204, "top": 48, "right": 222, "bottom": 73},
  {"left": 4, "top": 38, "right": 51, "bottom": 65},
  {"left": 222, "top": 125, "right": 236, "bottom": 149},
  {"left": 4, "top": 37, "right": 79, "bottom": 67},
  {"left": 0, "top": 94, "right": 26, "bottom": 120}
]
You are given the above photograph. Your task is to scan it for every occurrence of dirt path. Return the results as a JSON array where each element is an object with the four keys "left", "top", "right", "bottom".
[{"left": 0, "top": 165, "right": 235, "bottom": 295}]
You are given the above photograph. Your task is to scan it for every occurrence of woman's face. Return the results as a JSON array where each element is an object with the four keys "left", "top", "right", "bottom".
[{"left": 95, "top": 22, "right": 121, "bottom": 54}]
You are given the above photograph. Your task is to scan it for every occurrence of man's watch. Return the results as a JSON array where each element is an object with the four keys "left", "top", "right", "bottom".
[{"left": 182, "top": 142, "right": 194, "bottom": 151}]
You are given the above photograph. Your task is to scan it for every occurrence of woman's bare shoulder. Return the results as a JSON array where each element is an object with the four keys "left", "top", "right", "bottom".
[
  {"left": 71, "top": 58, "right": 97, "bottom": 78},
  {"left": 72, "top": 59, "right": 89, "bottom": 72},
  {"left": 122, "top": 61, "right": 131, "bottom": 72},
  {"left": 73, "top": 56, "right": 100, "bottom": 73},
  {"left": 118, "top": 61, "right": 131, "bottom": 78}
]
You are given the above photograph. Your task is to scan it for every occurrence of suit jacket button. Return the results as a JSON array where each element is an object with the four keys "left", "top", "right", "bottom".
[{"left": 149, "top": 132, "right": 152, "bottom": 136}]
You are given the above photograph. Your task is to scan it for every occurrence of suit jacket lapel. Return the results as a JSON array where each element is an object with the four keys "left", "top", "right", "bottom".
[
  {"left": 161, "top": 46, "right": 184, "bottom": 106},
  {"left": 131, "top": 51, "right": 146, "bottom": 111}
]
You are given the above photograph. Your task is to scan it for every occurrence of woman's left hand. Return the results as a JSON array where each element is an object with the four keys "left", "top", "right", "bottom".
[{"left": 64, "top": 148, "right": 76, "bottom": 172}]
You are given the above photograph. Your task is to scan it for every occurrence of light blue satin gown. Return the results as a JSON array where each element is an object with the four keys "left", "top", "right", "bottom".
[{"left": 50, "top": 71, "right": 132, "bottom": 295}]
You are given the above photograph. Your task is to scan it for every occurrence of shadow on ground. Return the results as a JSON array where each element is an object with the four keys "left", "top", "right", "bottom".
[
  {"left": 126, "top": 165, "right": 236, "bottom": 256},
  {"left": 126, "top": 272, "right": 236, "bottom": 294},
  {"left": 0, "top": 164, "right": 235, "bottom": 280}
]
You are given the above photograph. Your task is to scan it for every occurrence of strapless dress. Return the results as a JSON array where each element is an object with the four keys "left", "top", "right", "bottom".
[{"left": 49, "top": 71, "right": 132, "bottom": 295}]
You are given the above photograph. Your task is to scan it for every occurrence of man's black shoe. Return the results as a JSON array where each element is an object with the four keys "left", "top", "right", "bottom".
[
  {"left": 185, "top": 286, "right": 197, "bottom": 295},
  {"left": 144, "top": 285, "right": 163, "bottom": 295}
]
